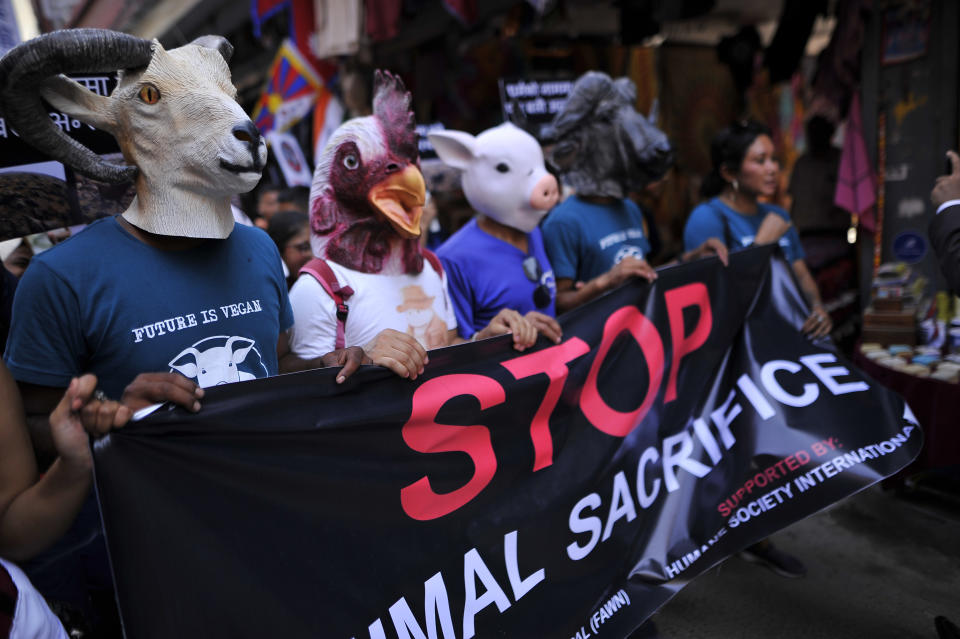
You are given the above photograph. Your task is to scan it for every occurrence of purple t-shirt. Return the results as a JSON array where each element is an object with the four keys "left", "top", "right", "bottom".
[{"left": 437, "top": 219, "right": 557, "bottom": 339}]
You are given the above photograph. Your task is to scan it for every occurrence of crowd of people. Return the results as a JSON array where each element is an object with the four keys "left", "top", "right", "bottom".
[{"left": 0, "top": 34, "right": 955, "bottom": 636}]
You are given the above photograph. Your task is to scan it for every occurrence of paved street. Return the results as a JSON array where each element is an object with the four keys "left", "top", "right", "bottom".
[{"left": 655, "top": 482, "right": 960, "bottom": 638}]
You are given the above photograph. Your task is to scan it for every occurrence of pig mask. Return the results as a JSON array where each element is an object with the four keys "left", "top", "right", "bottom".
[{"left": 429, "top": 123, "right": 558, "bottom": 234}]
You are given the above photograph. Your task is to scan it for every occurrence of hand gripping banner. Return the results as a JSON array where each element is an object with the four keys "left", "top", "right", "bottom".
[{"left": 93, "top": 246, "right": 920, "bottom": 639}]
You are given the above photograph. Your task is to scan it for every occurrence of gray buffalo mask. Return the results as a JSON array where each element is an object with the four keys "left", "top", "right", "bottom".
[{"left": 542, "top": 71, "right": 674, "bottom": 199}]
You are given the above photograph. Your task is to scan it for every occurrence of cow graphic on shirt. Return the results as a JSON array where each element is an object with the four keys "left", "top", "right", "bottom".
[
  {"left": 614, "top": 244, "right": 645, "bottom": 264},
  {"left": 169, "top": 335, "right": 268, "bottom": 387}
]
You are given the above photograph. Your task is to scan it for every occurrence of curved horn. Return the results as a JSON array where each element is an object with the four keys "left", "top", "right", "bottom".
[{"left": 0, "top": 29, "right": 153, "bottom": 183}]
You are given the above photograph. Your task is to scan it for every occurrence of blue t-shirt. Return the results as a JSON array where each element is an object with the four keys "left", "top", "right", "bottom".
[
  {"left": 541, "top": 196, "right": 652, "bottom": 282},
  {"left": 437, "top": 219, "right": 557, "bottom": 339},
  {"left": 4, "top": 217, "right": 294, "bottom": 398},
  {"left": 683, "top": 198, "right": 806, "bottom": 263}
]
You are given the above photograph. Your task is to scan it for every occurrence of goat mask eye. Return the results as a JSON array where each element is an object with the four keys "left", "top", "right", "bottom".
[{"left": 138, "top": 84, "right": 161, "bottom": 104}]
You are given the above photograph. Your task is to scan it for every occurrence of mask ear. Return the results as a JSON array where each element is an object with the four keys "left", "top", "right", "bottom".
[
  {"left": 190, "top": 35, "right": 233, "bottom": 62},
  {"left": 40, "top": 75, "right": 117, "bottom": 134},
  {"left": 428, "top": 130, "right": 477, "bottom": 171}
]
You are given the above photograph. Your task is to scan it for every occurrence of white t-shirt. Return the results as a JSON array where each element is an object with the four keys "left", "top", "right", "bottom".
[
  {"left": 288, "top": 260, "right": 457, "bottom": 358},
  {"left": 0, "top": 557, "right": 68, "bottom": 639}
]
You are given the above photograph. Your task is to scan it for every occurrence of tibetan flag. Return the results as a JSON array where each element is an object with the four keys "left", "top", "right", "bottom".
[
  {"left": 250, "top": 0, "right": 288, "bottom": 38},
  {"left": 250, "top": 0, "right": 335, "bottom": 78},
  {"left": 251, "top": 39, "right": 322, "bottom": 135}
]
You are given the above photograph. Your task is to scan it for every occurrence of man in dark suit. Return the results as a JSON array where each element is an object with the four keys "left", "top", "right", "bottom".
[{"left": 930, "top": 150, "right": 960, "bottom": 293}]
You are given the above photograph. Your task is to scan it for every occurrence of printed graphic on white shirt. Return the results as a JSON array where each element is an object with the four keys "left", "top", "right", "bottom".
[
  {"left": 395, "top": 285, "right": 449, "bottom": 349},
  {"left": 168, "top": 335, "right": 268, "bottom": 387},
  {"left": 288, "top": 261, "right": 458, "bottom": 358}
]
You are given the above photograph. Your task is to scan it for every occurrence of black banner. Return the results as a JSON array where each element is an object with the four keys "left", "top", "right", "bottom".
[
  {"left": 93, "top": 247, "right": 920, "bottom": 639},
  {"left": 498, "top": 76, "right": 573, "bottom": 138}
]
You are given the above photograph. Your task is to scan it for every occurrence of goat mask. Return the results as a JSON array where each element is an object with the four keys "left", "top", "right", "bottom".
[
  {"left": 0, "top": 29, "right": 265, "bottom": 240},
  {"left": 429, "top": 123, "right": 558, "bottom": 234},
  {"left": 542, "top": 71, "right": 673, "bottom": 199}
]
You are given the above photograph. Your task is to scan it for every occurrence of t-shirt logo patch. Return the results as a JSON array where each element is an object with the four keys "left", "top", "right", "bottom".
[
  {"left": 614, "top": 245, "right": 645, "bottom": 263},
  {"left": 541, "top": 269, "right": 557, "bottom": 296},
  {"left": 168, "top": 335, "right": 268, "bottom": 387}
]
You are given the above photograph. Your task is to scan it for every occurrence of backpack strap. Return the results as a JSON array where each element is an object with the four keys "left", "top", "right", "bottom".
[
  {"left": 299, "top": 258, "right": 354, "bottom": 350},
  {"left": 422, "top": 248, "right": 443, "bottom": 276},
  {"left": 421, "top": 249, "right": 450, "bottom": 312}
]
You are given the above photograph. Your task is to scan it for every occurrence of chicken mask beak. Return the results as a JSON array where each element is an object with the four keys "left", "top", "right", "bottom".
[{"left": 368, "top": 164, "right": 425, "bottom": 238}]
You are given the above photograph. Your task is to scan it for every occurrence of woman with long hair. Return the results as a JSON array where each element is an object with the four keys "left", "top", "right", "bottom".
[{"left": 685, "top": 120, "right": 832, "bottom": 338}]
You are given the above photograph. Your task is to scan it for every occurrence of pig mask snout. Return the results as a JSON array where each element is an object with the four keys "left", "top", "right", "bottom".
[{"left": 530, "top": 172, "right": 559, "bottom": 210}]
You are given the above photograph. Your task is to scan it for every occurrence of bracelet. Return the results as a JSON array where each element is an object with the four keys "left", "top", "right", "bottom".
[{"left": 470, "top": 332, "right": 480, "bottom": 342}]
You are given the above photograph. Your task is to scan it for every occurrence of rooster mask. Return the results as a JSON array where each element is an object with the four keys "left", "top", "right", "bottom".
[{"left": 308, "top": 70, "right": 426, "bottom": 275}]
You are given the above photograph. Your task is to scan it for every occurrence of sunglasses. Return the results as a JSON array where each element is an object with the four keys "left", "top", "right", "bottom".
[{"left": 522, "top": 255, "right": 552, "bottom": 309}]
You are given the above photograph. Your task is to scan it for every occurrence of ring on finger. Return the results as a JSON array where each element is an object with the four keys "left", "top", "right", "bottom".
[{"left": 93, "top": 389, "right": 108, "bottom": 402}]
